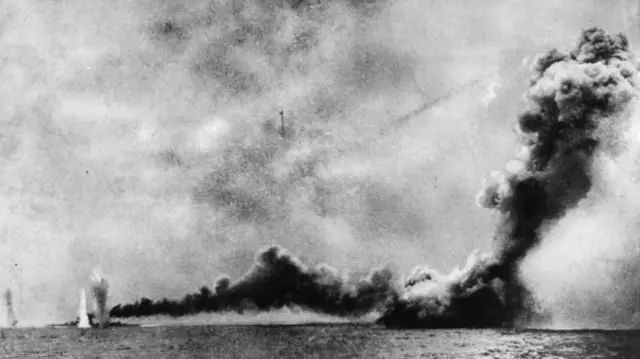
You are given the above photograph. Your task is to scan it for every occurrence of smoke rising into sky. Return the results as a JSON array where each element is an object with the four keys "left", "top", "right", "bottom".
[
  {"left": 0, "top": 0, "right": 638, "bottom": 324},
  {"left": 378, "top": 26, "right": 640, "bottom": 329}
]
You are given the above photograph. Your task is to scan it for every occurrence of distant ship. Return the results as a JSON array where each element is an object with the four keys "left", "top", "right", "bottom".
[
  {"left": 46, "top": 313, "right": 138, "bottom": 329},
  {"left": 46, "top": 289, "right": 137, "bottom": 329}
]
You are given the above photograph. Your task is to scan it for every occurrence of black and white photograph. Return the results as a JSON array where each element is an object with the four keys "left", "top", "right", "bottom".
[{"left": 1, "top": 0, "right": 640, "bottom": 357}]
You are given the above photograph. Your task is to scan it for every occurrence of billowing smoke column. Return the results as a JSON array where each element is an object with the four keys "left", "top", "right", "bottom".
[
  {"left": 90, "top": 270, "right": 110, "bottom": 328},
  {"left": 3, "top": 289, "right": 17, "bottom": 327},
  {"left": 378, "top": 27, "right": 640, "bottom": 328},
  {"left": 110, "top": 245, "right": 396, "bottom": 318}
]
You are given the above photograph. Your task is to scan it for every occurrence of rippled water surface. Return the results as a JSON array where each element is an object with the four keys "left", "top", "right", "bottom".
[{"left": 1, "top": 324, "right": 639, "bottom": 358}]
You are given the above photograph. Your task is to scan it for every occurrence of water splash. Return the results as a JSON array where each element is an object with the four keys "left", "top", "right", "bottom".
[
  {"left": 77, "top": 289, "right": 90, "bottom": 329},
  {"left": 90, "top": 269, "right": 109, "bottom": 328}
]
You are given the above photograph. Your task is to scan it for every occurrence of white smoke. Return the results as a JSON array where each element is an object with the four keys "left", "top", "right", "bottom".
[{"left": 481, "top": 77, "right": 501, "bottom": 107}]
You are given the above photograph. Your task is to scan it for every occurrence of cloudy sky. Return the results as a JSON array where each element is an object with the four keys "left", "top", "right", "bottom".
[{"left": 0, "top": 0, "right": 636, "bottom": 324}]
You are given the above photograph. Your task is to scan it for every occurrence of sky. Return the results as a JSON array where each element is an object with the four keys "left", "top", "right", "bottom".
[{"left": 0, "top": 0, "right": 638, "bottom": 324}]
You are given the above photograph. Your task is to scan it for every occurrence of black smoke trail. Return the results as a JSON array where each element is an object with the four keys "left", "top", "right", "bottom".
[{"left": 110, "top": 245, "right": 396, "bottom": 319}]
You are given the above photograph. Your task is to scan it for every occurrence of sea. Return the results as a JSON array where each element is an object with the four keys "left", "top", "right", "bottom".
[{"left": 0, "top": 324, "right": 639, "bottom": 358}]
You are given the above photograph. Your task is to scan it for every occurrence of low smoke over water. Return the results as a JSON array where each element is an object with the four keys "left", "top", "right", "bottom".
[{"left": 2, "top": 0, "right": 640, "bottom": 335}]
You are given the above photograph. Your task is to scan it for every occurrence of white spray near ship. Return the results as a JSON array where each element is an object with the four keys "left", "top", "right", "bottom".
[
  {"left": 48, "top": 269, "right": 116, "bottom": 329},
  {"left": 77, "top": 289, "right": 90, "bottom": 329}
]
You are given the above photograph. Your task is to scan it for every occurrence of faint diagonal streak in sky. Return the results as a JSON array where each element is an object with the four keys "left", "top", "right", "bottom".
[{"left": 379, "top": 63, "right": 523, "bottom": 136}]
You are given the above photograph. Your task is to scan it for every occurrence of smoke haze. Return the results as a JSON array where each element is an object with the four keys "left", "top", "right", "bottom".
[
  {"left": 1, "top": 0, "right": 638, "bottom": 325},
  {"left": 520, "top": 98, "right": 640, "bottom": 329}
]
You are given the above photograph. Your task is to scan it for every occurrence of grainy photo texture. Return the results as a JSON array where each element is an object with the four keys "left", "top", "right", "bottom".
[{"left": 1, "top": 0, "right": 640, "bottom": 358}]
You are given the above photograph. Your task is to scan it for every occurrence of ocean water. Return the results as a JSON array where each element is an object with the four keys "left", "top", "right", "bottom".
[{"left": 0, "top": 324, "right": 639, "bottom": 358}]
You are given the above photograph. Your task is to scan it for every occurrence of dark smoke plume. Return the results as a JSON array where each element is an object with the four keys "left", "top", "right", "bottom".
[
  {"left": 110, "top": 245, "right": 396, "bottom": 319},
  {"left": 90, "top": 270, "right": 110, "bottom": 328},
  {"left": 378, "top": 27, "right": 640, "bottom": 328},
  {"left": 110, "top": 28, "right": 639, "bottom": 328},
  {"left": 3, "top": 289, "right": 18, "bottom": 327}
]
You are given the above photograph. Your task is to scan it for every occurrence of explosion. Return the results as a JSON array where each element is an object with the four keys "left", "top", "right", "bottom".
[
  {"left": 378, "top": 27, "right": 640, "bottom": 328},
  {"left": 90, "top": 270, "right": 110, "bottom": 328}
]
